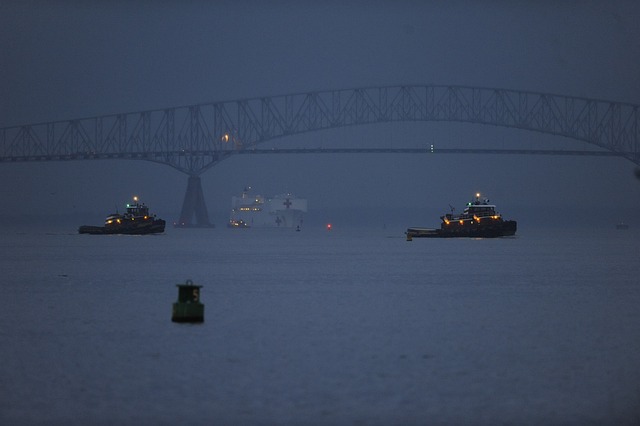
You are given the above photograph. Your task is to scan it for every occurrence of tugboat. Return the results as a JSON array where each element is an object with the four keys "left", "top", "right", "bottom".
[
  {"left": 406, "top": 193, "right": 517, "bottom": 238},
  {"left": 78, "top": 196, "right": 166, "bottom": 235}
]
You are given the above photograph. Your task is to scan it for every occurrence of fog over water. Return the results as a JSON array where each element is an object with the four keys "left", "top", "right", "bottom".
[
  {"left": 1, "top": 1, "right": 640, "bottom": 424},
  {"left": 1, "top": 1, "right": 639, "bottom": 226}
]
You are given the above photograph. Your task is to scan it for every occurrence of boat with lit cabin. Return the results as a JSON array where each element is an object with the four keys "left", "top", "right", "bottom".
[
  {"left": 406, "top": 193, "right": 517, "bottom": 238},
  {"left": 78, "top": 197, "right": 166, "bottom": 235}
]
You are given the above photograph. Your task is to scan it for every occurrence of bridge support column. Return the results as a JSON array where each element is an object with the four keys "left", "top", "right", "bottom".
[{"left": 176, "top": 175, "right": 214, "bottom": 227}]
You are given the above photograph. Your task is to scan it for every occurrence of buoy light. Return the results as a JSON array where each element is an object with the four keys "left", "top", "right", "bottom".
[{"left": 326, "top": 223, "right": 332, "bottom": 230}]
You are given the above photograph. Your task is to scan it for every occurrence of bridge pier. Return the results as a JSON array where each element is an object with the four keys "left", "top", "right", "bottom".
[{"left": 175, "top": 175, "right": 214, "bottom": 228}]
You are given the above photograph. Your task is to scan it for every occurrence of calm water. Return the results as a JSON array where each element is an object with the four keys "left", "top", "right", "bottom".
[{"left": 1, "top": 224, "right": 639, "bottom": 425}]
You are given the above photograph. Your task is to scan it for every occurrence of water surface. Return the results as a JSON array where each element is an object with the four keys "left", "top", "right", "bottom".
[{"left": 1, "top": 225, "right": 639, "bottom": 425}]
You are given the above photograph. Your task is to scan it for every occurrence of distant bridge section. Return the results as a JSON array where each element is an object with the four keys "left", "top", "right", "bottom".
[
  {"left": 2, "top": 85, "right": 639, "bottom": 225},
  {"left": 2, "top": 85, "right": 639, "bottom": 173}
]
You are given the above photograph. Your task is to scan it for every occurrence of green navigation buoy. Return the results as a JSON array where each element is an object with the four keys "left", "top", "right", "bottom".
[{"left": 172, "top": 279, "right": 204, "bottom": 323}]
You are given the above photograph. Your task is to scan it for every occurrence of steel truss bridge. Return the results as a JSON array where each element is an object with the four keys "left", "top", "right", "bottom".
[{"left": 1, "top": 85, "right": 639, "bottom": 226}]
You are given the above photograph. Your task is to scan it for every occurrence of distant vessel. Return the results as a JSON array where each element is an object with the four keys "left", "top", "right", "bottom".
[
  {"left": 228, "top": 187, "right": 307, "bottom": 228},
  {"left": 78, "top": 197, "right": 166, "bottom": 235},
  {"left": 406, "top": 193, "right": 517, "bottom": 238},
  {"left": 616, "top": 222, "right": 629, "bottom": 230}
]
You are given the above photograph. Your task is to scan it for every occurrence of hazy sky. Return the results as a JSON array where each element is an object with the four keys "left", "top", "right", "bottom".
[{"left": 1, "top": 0, "right": 639, "bottom": 228}]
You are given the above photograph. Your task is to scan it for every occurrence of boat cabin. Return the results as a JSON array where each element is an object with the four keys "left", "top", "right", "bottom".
[
  {"left": 463, "top": 203, "right": 497, "bottom": 218},
  {"left": 442, "top": 194, "right": 501, "bottom": 222},
  {"left": 126, "top": 202, "right": 149, "bottom": 217}
]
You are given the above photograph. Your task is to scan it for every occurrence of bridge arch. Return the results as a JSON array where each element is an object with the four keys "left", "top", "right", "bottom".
[
  {"left": 2, "top": 85, "right": 638, "bottom": 226},
  {"left": 1, "top": 85, "right": 638, "bottom": 174}
]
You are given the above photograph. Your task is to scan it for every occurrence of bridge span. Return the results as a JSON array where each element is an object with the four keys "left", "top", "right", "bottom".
[{"left": 1, "top": 85, "right": 639, "bottom": 226}]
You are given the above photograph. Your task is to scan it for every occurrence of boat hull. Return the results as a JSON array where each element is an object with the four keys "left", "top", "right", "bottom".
[
  {"left": 79, "top": 219, "right": 166, "bottom": 235},
  {"left": 407, "top": 220, "right": 517, "bottom": 238}
]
